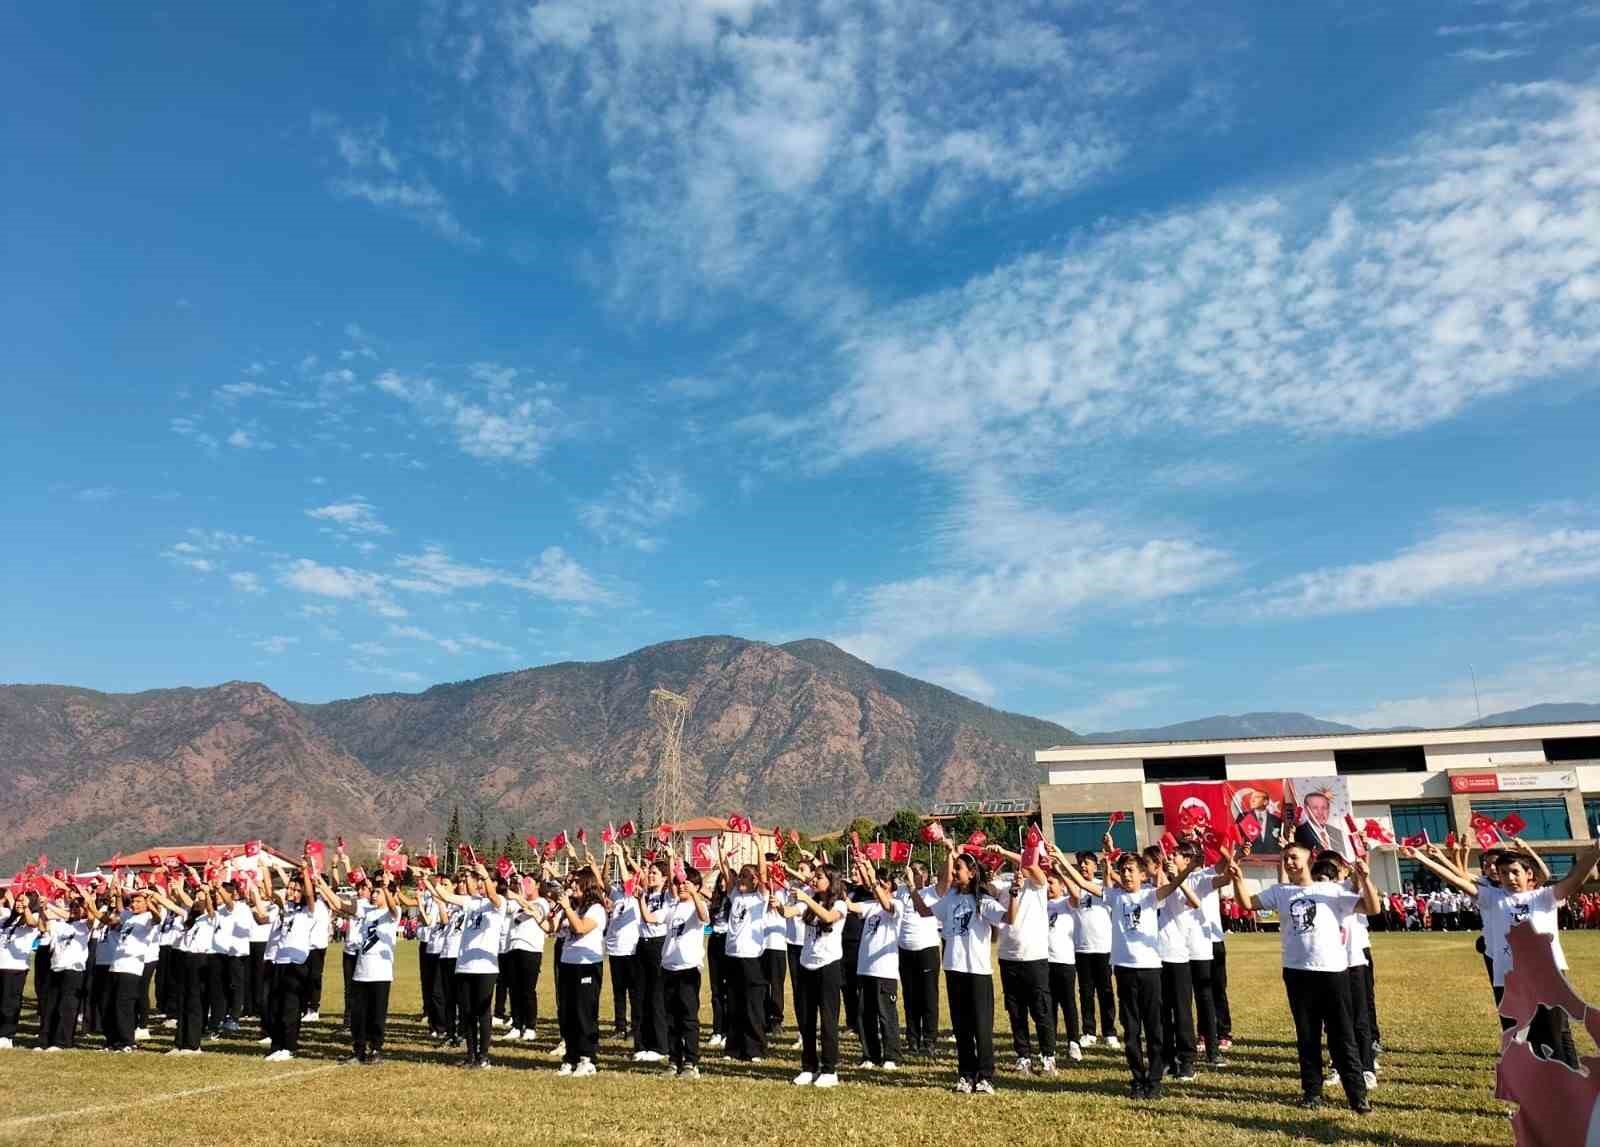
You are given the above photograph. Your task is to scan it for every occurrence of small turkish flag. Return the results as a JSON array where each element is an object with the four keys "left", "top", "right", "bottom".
[
  {"left": 1498, "top": 813, "right": 1527, "bottom": 838},
  {"left": 551, "top": 831, "right": 568, "bottom": 851},
  {"left": 496, "top": 856, "right": 513, "bottom": 878},
  {"left": 383, "top": 853, "right": 407, "bottom": 875},
  {"left": 920, "top": 822, "right": 945, "bottom": 844},
  {"left": 656, "top": 824, "right": 673, "bottom": 844},
  {"left": 541, "top": 840, "right": 558, "bottom": 859},
  {"left": 1401, "top": 831, "right": 1429, "bottom": 848},
  {"left": 889, "top": 840, "right": 912, "bottom": 864},
  {"left": 1241, "top": 816, "right": 1262, "bottom": 841},
  {"left": 384, "top": 836, "right": 402, "bottom": 854},
  {"left": 577, "top": 828, "right": 588, "bottom": 846},
  {"left": 767, "top": 865, "right": 788, "bottom": 889},
  {"left": 525, "top": 835, "right": 540, "bottom": 850},
  {"left": 966, "top": 830, "right": 988, "bottom": 847},
  {"left": 786, "top": 829, "right": 800, "bottom": 845},
  {"left": 459, "top": 843, "right": 479, "bottom": 865},
  {"left": 1476, "top": 827, "right": 1501, "bottom": 851},
  {"left": 1107, "top": 811, "right": 1127, "bottom": 826},
  {"left": 864, "top": 841, "right": 886, "bottom": 861},
  {"left": 348, "top": 867, "right": 367, "bottom": 885},
  {"left": 618, "top": 820, "right": 637, "bottom": 840},
  {"left": 602, "top": 823, "right": 616, "bottom": 846}
]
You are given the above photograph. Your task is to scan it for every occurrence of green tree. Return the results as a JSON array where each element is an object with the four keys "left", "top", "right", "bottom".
[
  {"left": 445, "top": 804, "right": 463, "bottom": 873},
  {"left": 882, "top": 808, "right": 924, "bottom": 843},
  {"left": 469, "top": 806, "right": 489, "bottom": 855}
]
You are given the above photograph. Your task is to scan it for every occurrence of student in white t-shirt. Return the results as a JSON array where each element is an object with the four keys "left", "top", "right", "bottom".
[
  {"left": 1071, "top": 848, "right": 1119, "bottom": 1049},
  {"left": 895, "top": 861, "right": 941, "bottom": 1055},
  {"left": 659, "top": 856, "right": 711, "bottom": 1079},
  {"left": 336, "top": 870, "right": 402, "bottom": 1065},
  {"left": 778, "top": 863, "right": 848, "bottom": 1088},
  {"left": 265, "top": 865, "right": 321, "bottom": 1060},
  {"left": 604, "top": 858, "right": 643, "bottom": 1046},
  {"left": 104, "top": 882, "right": 167, "bottom": 1052},
  {"left": 782, "top": 857, "right": 815, "bottom": 1050},
  {"left": 715, "top": 838, "right": 774, "bottom": 1063},
  {"left": 166, "top": 881, "right": 217, "bottom": 1054},
  {"left": 991, "top": 844, "right": 1056, "bottom": 1075},
  {"left": 1407, "top": 837, "right": 1599, "bottom": 1070},
  {"left": 0, "top": 889, "right": 41, "bottom": 1050},
  {"left": 911, "top": 840, "right": 1006, "bottom": 1094},
  {"left": 847, "top": 856, "right": 904, "bottom": 1070},
  {"left": 1042, "top": 860, "right": 1083, "bottom": 1062},
  {"left": 429, "top": 862, "right": 506, "bottom": 1068},
  {"left": 1232, "top": 837, "right": 1380, "bottom": 1113},
  {"left": 555, "top": 867, "right": 608, "bottom": 1076},
  {"left": 502, "top": 874, "right": 548, "bottom": 1042},
  {"left": 33, "top": 882, "right": 96, "bottom": 1050},
  {"left": 1060, "top": 836, "right": 1191, "bottom": 1099},
  {"left": 1151, "top": 845, "right": 1203, "bottom": 1084}
]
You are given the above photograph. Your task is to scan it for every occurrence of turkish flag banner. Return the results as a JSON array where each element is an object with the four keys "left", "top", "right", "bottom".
[
  {"left": 1401, "top": 831, "right": 1429, "bottom": 848},
  {"left": 348, "top": 867, "right": 367, "bottom": 885},
  {"left": 767, "top": 864, "right": 788, "bottom": 889},
  {"left": 889, "top": 840, "right": 912, "bottom": 864},
  {"left": 384, "top": 836, "right": 402, "bottom": 854},
  {"left": 1107, "top": 811, "right": 1127, "bottom": 826},
  {"left": 1159, "top": 831, "right": 1179, "bottom": 855},
  {"left": 541, "top": 841, "right": 558, "bottom": 860},
  {"left": 689, "top": 835, "right": 716, "bottom": 871},
  {"left": 496, "top": 856, "right": 513, "bottom": 878},
  {"left": 920, "top": 822, "right": 945, "bottom": 844},
  {"left": 459, "top": 843, "right": 479, "bottom": 865},
  {"left": 618, "top": 820, "right": 637, "bottom": 840},
  {"left": 1498, "top": 813, "right": 1528, "bottom": 838},
  {"left": 864, "top": 842, "right": 886, "bottom": 861}
]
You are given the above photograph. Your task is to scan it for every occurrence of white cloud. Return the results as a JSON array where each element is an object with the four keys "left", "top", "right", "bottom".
[
  {"left": 216, "top": 381, "right": 283, "bottom": 402},
  {"left": 254, "top": 635, "right": 299, "bottom": 655},
  {"left": 387, "top": 624, "right": 519, "bottom": 659},
  {"left": 229, "top": 571, "right": 265, "bottom": 594},
  {"left": 349, "top": 641, "right": 394, "bottom": 657},
  {"left": 416, "top": 0, "right": 1223, "bottom": 309},
  {"left": 1452, "top": 48, "right": 1532, "bottom": 63},
  {"left": 822, "top": 83, "right": 1600, "bottom": 465},
  {"left": 1331, "top": 656, "right": 1600, "bottom": 730},
  {"left": 279, "top": 558, "right": 408, "bottom": 618},
  {"left": 392, "top": 544, "right": 612, "bottom": 604},
  {"left": 161, "top": 528, "right": 256, "bottom": 576},
  {"left": 374, "top": 364, "right": 555, "bottom": 465},
  {"left": 346, "top": 660, "right": 427, "bottom": 686},
  {"left": 226, "top": 426, "right": 275, "bottom": 450},
  {"left": 73, "top": 486, "right": 117, "bottom": 502},
  {"left": 579, "top": 463, "right": 696, "bottom": 550},
  {"left": 317, "top": 114, "right": 478, "bottom": 246},
  {"left": 170, "top": 416, "right": 219, "bottom": 453},
  {"left": 307, "top": 495, "right": 390, "bottom": 536},
  {"left": 919, "top": 665, "right": 998, "bottom": 704},
  {"left": 1245, "top": 512, "right": 1600, "bottom": 618}
]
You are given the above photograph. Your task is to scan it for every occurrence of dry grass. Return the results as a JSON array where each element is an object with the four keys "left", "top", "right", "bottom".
[{"left": 3, "top": 931, "right": 1588, "bottom": 1146}]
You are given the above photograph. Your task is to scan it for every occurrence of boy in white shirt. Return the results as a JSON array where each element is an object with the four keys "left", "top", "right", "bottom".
[
  {"left": 1231, "top": 838, "right": 1380, "bottom": 1112},
  {"left": 847, "top": 857, "right": 904, "bottom": 1070}
]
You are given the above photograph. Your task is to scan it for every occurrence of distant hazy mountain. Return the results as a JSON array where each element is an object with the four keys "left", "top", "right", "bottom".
[
  {"left": 1467, "top": 702, "right": 1600, "bottom": 727},
  {"left": 1081, "top": 712, "right": 1362, "bottom": 744}
]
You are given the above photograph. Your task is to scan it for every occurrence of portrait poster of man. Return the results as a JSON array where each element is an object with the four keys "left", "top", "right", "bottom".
[
  {"left": 1286, "top": 776, "right": 1357, "bottom": 861},
  {"left": 1228, "top": 781, "right": 1287, "bottom": 855}
]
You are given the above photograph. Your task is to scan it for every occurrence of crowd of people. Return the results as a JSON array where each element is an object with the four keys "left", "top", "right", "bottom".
[{"left": 1, "top": 822, "right": 1594, "bottom": 1115}]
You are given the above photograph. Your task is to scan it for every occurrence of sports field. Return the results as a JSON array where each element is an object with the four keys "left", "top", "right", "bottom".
[{"left": 1, "top": 931, "right": 1587, "bottom": 1146}]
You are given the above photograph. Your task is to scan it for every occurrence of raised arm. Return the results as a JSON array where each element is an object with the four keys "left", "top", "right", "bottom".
[
  {"left": 1552, "top": 843, "right": 1600, "bottom": 904},
  {"left": 1513, "top": 838, "right": 1552, "bottom": 884},
  {"left": 1349, "top": 857, "right": 1382, "bottom": 917},
  {"left": 1399, "top": 845, "right": 1477, "bottom": 896}
]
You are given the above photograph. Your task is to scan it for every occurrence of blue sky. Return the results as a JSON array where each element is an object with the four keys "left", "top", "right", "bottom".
[{"left": 5, "top": 2, "right": 1600, "bottom": 732}]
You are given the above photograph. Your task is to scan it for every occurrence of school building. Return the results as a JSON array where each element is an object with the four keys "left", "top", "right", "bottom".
[{"left": 1036, "top": 720, "right": 1600, "bottom": 893}]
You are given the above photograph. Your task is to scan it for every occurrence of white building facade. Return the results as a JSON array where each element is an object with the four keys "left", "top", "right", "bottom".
[{"left": 1036, "top": 721, "right": 1600, "bottom": 893}]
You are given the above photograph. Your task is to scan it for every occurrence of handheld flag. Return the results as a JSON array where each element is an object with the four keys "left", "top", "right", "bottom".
[
  {"left": 496, "top": 856, "right": 513, "bottom": 879},
  {"left": 1498, "top": 813, "right": 1528, "bottom": 838},
  {"left": 550, "top": 831, "right": 568, "bottom": 851},
  {"left": 919, "top": 822, "right": 945, "bottom": 844},
  {"left": 966, "top": 830, "right": 988, "bottom": 848},
  {"left": 889, "top": 840, "right": 912, "bottom": 864},
  {"left": 618, "top": 820, "right": 637, "bottom": 840},
  {"left": 383, "top": 852, "right": 407, "bottom": 875},
  {"left": 577, "top": 827, "right": 589, "bottom": 846},
  {"left": 1107, "top": 811, "right": 1127, "bottom": 826},
  {"left": 864, "top": 841, "right": 886, "bottom": 862},
  {"left": 602, "top": 823, "right": 616, "bottom": 846},
  {"left": 384, "top": 836, "right": 402, "bottom": 854},
  {"left": 525, "top": 835, "right": 541, "bottom": 851},
  {"left": 656, "top": 824, "right": 673, "bottom": 844}
]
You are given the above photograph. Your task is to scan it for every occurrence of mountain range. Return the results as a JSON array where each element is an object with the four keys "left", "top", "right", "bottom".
[{"left": 3, "top": 635, "right": 1595, "bottom": 871}]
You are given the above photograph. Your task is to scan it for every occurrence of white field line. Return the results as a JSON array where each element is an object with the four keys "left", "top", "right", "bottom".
[{"left": 0, "top": 1064, "right": 340, "bottom": 1129}]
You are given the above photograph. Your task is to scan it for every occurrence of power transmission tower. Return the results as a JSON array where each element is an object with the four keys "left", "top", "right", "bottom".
[{"left": 649, "top": 688, "right": 691, "bottom": 830}]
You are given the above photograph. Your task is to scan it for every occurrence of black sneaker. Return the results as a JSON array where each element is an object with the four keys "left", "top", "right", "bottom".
[
  {"left": 337, "top": 1053, "right": 362, "bottom": 1065},
  {"left": 1298, "top": 1094, "right": 1322, "bottom": 1110},
  {"left": 1351, "top": 1096, "right": 1372, "bottom": 1115},
  {"left": 1146, "top": 1083, "right": 1165, "bottom": 1101},
  {"left": 362, "top": 1052, "right": 383, "bottom": 1067}
]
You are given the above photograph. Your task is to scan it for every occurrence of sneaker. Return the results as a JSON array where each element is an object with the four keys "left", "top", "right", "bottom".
[
  {"left": 1145, "top": 1083, "right": 1164, "bottom": 1100},
  {"left": 708, "top": 1034, "right": 725, "bottom": 1048},
  {"left": 1218, "top": 1037, "right": 1233, "bottom": 1051},
  {"left": 557, "top": 1062, "right": 574, "bottom": 1076},
  {"left": 522, "top": 1029, "right": 539, "bottom": 1042},
  {"left": 750, "top": 1057, "right": 763, "bottom": 1063},
  {"left": 858, "top": 1060, "right": 875, "bottom": 1070},
  {"left": 1176, "top": 1069, "right": 1198, "bottom": 1083},
  {"left": 974, "top": 1079, "right": 995, "bottom": 1095},
  {"left": 492, "top": 1017, "right": 509, "bottom": 1028},
  {"left": 221, "top": 1019, "right": 240, "bottom": 1034},
  {"left": 118, "top": 1046, "right": 135, "bottom": 1054},
  {"left": 337, "top": 1053, "right": 363, "bottom": 1065},
  {"left": 1298, "top": 1094, "right": 1322, "bottom": 1110},
  {"left": 364, "top": 1053, "right": 383, "bottom": 1067},
  {"left": 1012, "top": 1056, "right": 1030, "bottom": 1073},
  {"left": 1039, "top": 1055, "right": 1057, "bottom": 1075},
  {"left": 636, "top": 1050, "right": 664, "bottom": 1063},
  {"left": 256, "top": 1036, "right": 272, "bottom": 1046},
  {"left": 134, "top": 1027, "right": 152, "bottom": 1041},
  {"left": 264, "top": 1049, "right": 294, "bottom": 1062},
  {"left": 474, "top": 1059, "right": 493, "bottom": 1070},
  {"left": 302, "top": 1011, "right": 319, "bottom": 1022},
  {"left": 1325, "top": 1067, "right": 1340, "bottom": 1084},
  {"left": 507, "top": 1028, "right": 522, "bottom": 1041},
  {"left": 1371, "top": 1040, "right": 1383, "bottom": 1055},
  {"left": 663, "top": 1064, "right": 679, "bottom": 1077},
  {"left": 573, "top": 1059, "right": 597, "bottom": 1078},
  {"left": 881, "top": 1061, "right": 898, "bottom": 1071},
  {"left": 1206, "top": 1055, "right": 1230, "bottom": 1069},
  {"left": 162, "top": 1019, "right": 177, "bottom": 1029},
  {"left": 1105, "top": 1036, "right": 1122, "bottom": 1051},
  {"left": 814, "top": 1073, "right": 839, "bottom": 1089},
  {"left": 681, "top": 1065, "right": 701, "bottom": 1081},
  {"left": 792, "top": 1071, "right": 815, "bottom": 1086},
  {"left": 0, "top": 1037, "right": 13, "bottom": 1050},
  {"left": 1351, "top": 1096, "right": 1372, "bottom": 1115},
  {"left": 953, "top": 1076, "right": 973, "bottom": 1094},
  {"left": 1067, "top": 1042, "right": 1083, "bottom": 1062},
  {"left": 1363, "top": 1070, "right": 1378, "bottom": 1090},
  {"left": 550, "top": 1041, "right": 566, "bottom": 1059},
  {"left": 1079, "top": 1034, "right": 1097, "bottom": 1047}
]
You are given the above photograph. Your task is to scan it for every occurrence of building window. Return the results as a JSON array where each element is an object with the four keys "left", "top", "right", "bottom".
[
  {"left": 1471, "top": 797, "right": 1571, "bottom": 841},
  {"left": 1545, "top": 736, "right": 1600, "bottom": 763},
  {"left": 1334, "top": 746, "right": 1427, "bottom": 774},
  {"left": 1391, "top": 802, "right": 1450, "bottom": 844},
  {"left": 1585, "top": 797, "right": 1600, "bottom": 836},
  {"left": 1142, "top": 755, "right": 1227, "bottom": 782},
  {"left": 1052, "top": 813, "right": 1136, "bottom": 856},
  {"left": 1397, "top": 859, "right": 1443, "bottom": 893}
]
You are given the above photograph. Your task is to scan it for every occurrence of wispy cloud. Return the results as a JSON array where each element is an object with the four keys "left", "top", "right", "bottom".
[
  {"left": 229, "top": 571, "right": 265, "bottom": 594},
  {"left": 1242, "top": 511, "right": 1600, "bottom": 618},
  {"left": 253, "top": 635, "right": 299, "bottom": 655},
  {"left": 1331, "top": 655, "right": 1600, "bottom": 730},
  {"left": 316, "top": 115, "right": 478, "bottom": 246},
  {"left": 1054, "top": 685, "right": 1180, "bottom": 734},
  {"left": 226, "top": 425, "right": 275, "bottom": 450},
  {"left": 579, "top": 463, "right": 696, "bottom": 551},
  {"left": 391, "top": 544, "right": 612, "bottom": 604},
  {"left": 387, "top": 624, "right": 518, "bottom": 659},
  {"left": 374, "top": 362, "right": 555, "bottom": 465},
  {"left": 161, "top": 529, "right": 257, "bottom": 576},
  {"left": 170, "top": 416, "right": 219, "bottom": 454},
  {"left": 820, "top": 83, "right": 1600, "bottom": 466},
  {"left": 415, "top": 1, "right": 1229, "bottom": 310},
  {"left": 307, "top": 495, "right": 390, "bottom": 536},
  {"left": 279, "top": 558, "right": 408, "bottom": 618}
]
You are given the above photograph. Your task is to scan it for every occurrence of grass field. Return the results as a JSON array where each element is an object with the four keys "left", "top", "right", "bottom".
[{"left": 1, "top": 931, "right": 1589, "bottom": 1146}]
